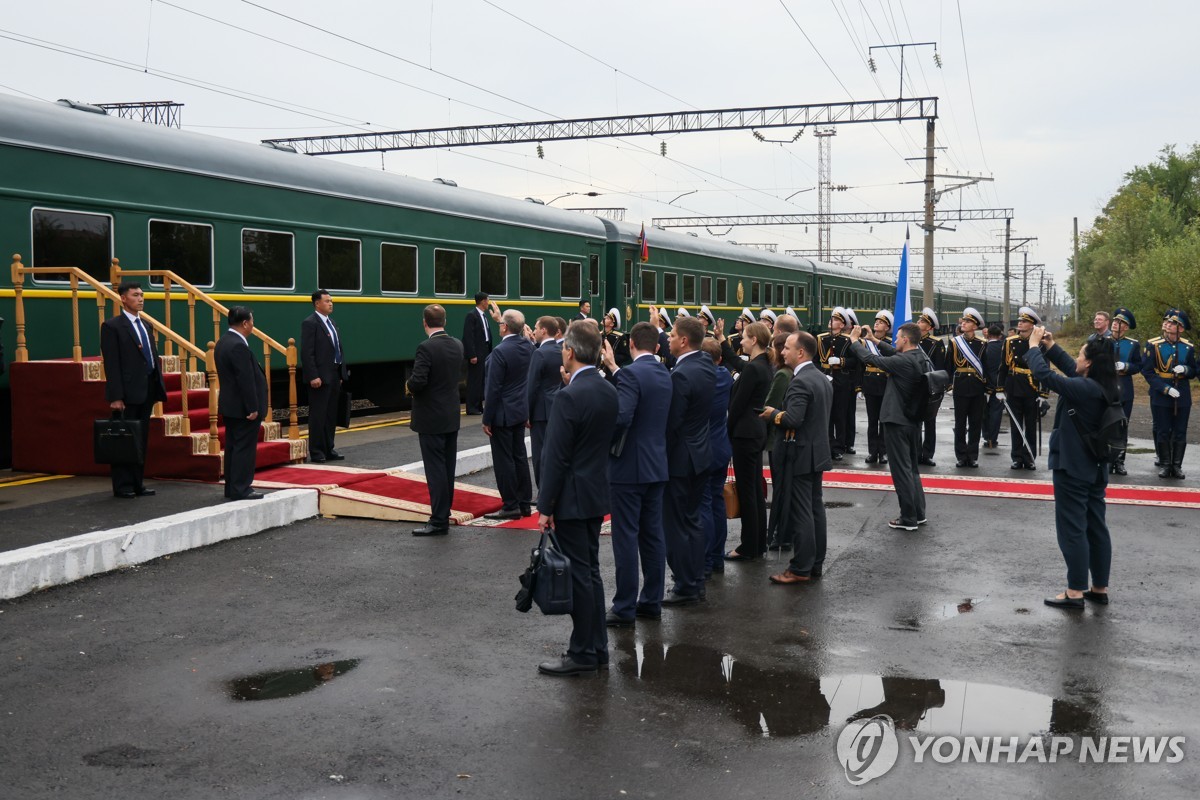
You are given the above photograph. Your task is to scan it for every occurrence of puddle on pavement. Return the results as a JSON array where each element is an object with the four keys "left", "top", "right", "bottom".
[
  {"left": 617, "top": 640, "right": 1100, "bottom": 739},
  {"left": 889, "top": 599, "right": 982, "bottom": 631},
  {"left": 228, "top": 658, "right": 360, "bottom": 701}
]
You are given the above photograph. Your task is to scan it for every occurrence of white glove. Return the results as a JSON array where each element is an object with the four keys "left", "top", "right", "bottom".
[
  {"left": 1173, "top": 364, "right": 1187, "bottom": 375},
  {"left": 826, "top": 373, "right": 834, "bottom": 382},
  {"left": 994, "top": 391, "right": 1006, "bottom": 403},
  {"left": 828, "top": 356, "right": 842, "bottom": 366},
  {"left": 1167, "top": 388, "right": 1181, "bottom": 399},
  {"left": 1115, "top": 361, "right": 1126, "bottom": 373},
  {"left": 856, "top": 391, "right": 863, "bottom": 400}
]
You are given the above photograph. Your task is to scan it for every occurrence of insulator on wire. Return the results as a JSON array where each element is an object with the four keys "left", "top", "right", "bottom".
[
  {"left": 868, "top": 56, "right": 877, "bottom": 73},
  {"left": 660, "top": 141, "right": 667, "bottom": 157},
  {"left": 536, "top": 143, "right": 544, "bottom": 159},
  {"left": 933, "top": 53, "right": 943, "bottom": 68}
]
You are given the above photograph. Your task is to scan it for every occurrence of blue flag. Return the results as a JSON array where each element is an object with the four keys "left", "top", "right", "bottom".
[{"left": 892, "top": 228, "right": 913, "bottom": 343}]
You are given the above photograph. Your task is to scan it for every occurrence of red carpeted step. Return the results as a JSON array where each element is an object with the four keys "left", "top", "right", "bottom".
[
  {"left": 341, "top": 475, "right": 505, "bottom": 517},
  {"left": 253, "top": 440, "right": 294, "bottom": 470},
  {"left": 163, "top": 388, "right": 210, "bottom": 414}
]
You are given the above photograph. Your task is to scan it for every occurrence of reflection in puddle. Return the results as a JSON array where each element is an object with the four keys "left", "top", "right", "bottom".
[
  {"left": 617, "top": 639, "right": 1100, "bottom": 739},
  {"left": 228, "top": 659, "right": 360, "bottom": 701}
]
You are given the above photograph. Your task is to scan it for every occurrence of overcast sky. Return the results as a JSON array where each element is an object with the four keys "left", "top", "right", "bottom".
[{"left": 4, "top": 0, "right": 1196, "bottom": 308}]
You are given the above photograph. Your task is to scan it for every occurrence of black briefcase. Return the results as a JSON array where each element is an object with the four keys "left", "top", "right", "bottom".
[
  {"left": 336, "top": 390, "right": 352, "bottom": 428},
  {"left": 94, "top": 413, "right": 144, "bottom": 466},
  {"left": 514, "top": 527, "right": 573, "bottom": 615}
]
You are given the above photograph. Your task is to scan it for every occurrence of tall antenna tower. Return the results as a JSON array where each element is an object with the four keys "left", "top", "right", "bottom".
[{"left": 815, "top": 128, "right": 837, "bottom": 260}]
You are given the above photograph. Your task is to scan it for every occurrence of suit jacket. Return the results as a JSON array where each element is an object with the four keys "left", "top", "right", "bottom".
[
  {"left": 300, "top": 312, "right": 348, "bottom": 385},
  {"left": 666, "top": 350, "right": 716, "bottom": 477},
  {"left": 1025, "top": 345, "right": 1107, "bottom": 481},
  {"left": 609, "top": 354, "right": 672, "bottom": 485},
  {"left": 772, "top": 363, "right": 833, "bottom": 474},
  {"left": 100, "top": 313, "right": 167, "bottom": 405},
  {"left": 708, "top": 366, "right": 733, "bottom": 471},
  {"left": 215, "top": 330, "right": 268, "bottom": 420},
  {"left": 850, "top": 341, "right": 926, "bottom": 426},
  {"left": 462, "top": 307, "right": 493, "bottom": 362},
  {"left": 727, "top": 353, "right": 771, "bottom": 444},
  {"left": 526, "top": 339, "right": 563, "bottom": 423},
  {"left": 536, "top": 368, "right": 618, "bottom": 520},
  {"left": 657, "top": 330, "right": 676, "bottom": 370},
  {"left": 982, "top": 338, "right": 1004, "bottom": 391},
  {"left": 483, "top": 334, "right": 534, "bottom": 427},
  {"left": 407, "top": 330, "right": 464, "bottom": 435}
]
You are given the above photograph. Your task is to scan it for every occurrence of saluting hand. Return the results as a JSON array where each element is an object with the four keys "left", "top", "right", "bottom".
[{"left": 601, "top": 339, "right": 616, "bottom": 371}]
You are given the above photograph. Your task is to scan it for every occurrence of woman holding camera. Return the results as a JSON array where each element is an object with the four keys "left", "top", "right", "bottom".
[{"left": 1023, "top": 326, "right": 1116, "bottom": 609}]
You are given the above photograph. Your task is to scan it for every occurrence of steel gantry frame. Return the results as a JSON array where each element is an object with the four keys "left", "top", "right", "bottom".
[
  {"left": 784, "top": 245, "right": 1026, "bottom": 258},
  {"left": 815, "top": 128, "right": 837, "bottom": 260},
  {"left": 95, "top": 101, "right": 182, "bottom": 128},
  {"left": 652, "top": 208, "right": 1013, "bottom": 228}
]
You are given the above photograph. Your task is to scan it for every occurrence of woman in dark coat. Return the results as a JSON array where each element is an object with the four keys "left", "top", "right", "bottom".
[
  {"left": 763, "top": 331, "right": 794, "bottom": 552},
  {"left": 1024, "top": 326, "right": 1117, "bottom": 609},
  {"left": 724, "top": 322, "right": 774, "bottom": 560}
]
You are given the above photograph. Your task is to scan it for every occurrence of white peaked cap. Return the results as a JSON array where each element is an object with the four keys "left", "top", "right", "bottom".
[
  {"left": 740, "top": 307, "right": 756, "bottom": 322},
  {"left": 844, "top": 308, "right": 859, "bottom": 326},
  {"left": 832, "top": 306, "right": 848, "bottom": 322},
  {"left": 785, "top": 307, "right": 799, "bottom": 319},
  {"left": 1018, "top": 306, "right": 1042, "bottom": 325},
  {"left": 657, "top": 307, "right": 672, "bottom": 326},
  {"left": 606, "top": 308, "right": 621, "bottom": 328},
  {"left": 759, "top": 308, "right": 778, "bottom": 323},
  {"left": 699, "top": 304, "right": 716, "bottom": 325},
  {"left": 676, "top": 307, "right": 691, "bottom": 318},
  {"left": 962, "top": 307, "right": 985, "bottom": 327},
  {"left": 920, "top": 307, "right": 939, "bottom": 328},
  {"left": 875, "top": 309, "right": 894, "bottom": 327}
]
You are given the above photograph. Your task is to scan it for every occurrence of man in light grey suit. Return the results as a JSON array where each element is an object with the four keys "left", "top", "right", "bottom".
[
  {"left": 849, "top": 321, "right": 929, "bottom": 531},
  {"left": 759, "top": 331, "right": 833, "bottom": 584}
]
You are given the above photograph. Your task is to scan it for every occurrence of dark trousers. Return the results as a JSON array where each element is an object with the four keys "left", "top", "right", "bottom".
[
  {"left": 609, "top": 481, "right": 667, "bottom": 619},
  {"left": 864, "top": 393, "right": 886, "bottom": 458},
  {"left": 489, "top": 424, "right": 532, "bottom": 512},
  {"left": 1150, "top": 402, "right": 1190, "bottom": 445},
  {"left": 110, "top": 393, "right": 153, "bottom": 495},
  {"left": 828, "top": 376, "right": 854, "bottom": 455},
  {"left": 306, "top": 378, "right": 341, "bottom": 459},
  {"left": 529, "top": 420, "right": 548, "bottom": 487},
  {"left": 953, "top": 391, "right": 986, "bottom": 462},
  {"left": 1008, "top": 395, "right": 1039, "bottom": 463},
  {"left": 784, "top": 469, "right": 827, "bottom": 576},
  {"left": 847, "top": 395, "right": 858, "bottom": 449},
  {"left": 554, "top": 516, "right": 607, "bottom": 666},
  {"left": 465, "top": 360, "right": 485, "bottom": 414},
  {"left": 921, "top": 396, "right": 942, "bottom": 460},
  {"left": 664, "top": 472, "right": 706, "bottom": 597},
  {"left": 223, "top": 417, "right": 262, "bottom": 499},
  {"left": 883, "top": 422, "right": 925, "bottom": 525},
  {"left": 1052, "top": 467, "right": 1111, "bottom": 591},
  {"left": 419, "top": 430, "right": 458, "bottom": 529},
  {"left": 984, "top": 394, "right": 1004, "bottom": 443},
  {"left": 700, "top": 466, "right": 729, "bottom": 572},
  {"left": 731, "top": 441, "right": 766, "bottom": 556}
]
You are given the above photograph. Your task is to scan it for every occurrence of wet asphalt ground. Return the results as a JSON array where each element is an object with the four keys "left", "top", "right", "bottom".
[{"left": 2, "top": 406, "right": 1199, "bottom": 799}]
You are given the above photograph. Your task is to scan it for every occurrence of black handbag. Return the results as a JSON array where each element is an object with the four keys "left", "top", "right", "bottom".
[
  {"left": 336, "top": 389, "right": 352, "bottom": 428},
  {"left": 514, "top": 526, "right": 573, "bottom": 615},
  {"left": 93, "top": 411, "right": 144, "bottom": 466}
]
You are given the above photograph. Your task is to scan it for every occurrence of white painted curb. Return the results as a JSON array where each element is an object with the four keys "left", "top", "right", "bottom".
[{"left": 397, "top": 437, "right": 529, "bottom": 477}]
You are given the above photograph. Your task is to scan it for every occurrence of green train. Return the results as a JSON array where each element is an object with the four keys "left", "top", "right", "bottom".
[{"left": 0, "top": 93, "right": 1013, "bottom": 464}]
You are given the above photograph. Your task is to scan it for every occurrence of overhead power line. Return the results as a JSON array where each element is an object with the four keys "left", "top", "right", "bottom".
[{"left": 652, "top": 208, "right": 1013, "bottom": 228}]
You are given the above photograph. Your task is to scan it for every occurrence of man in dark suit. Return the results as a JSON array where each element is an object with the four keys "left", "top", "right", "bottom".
[
  {"left": 849, "top": 322, "right": 929, "bottom": 530},
  {"left": 100, "top": 281, "right": 168, "bottom": 498},
  {"left": 406, "top": 304, "right": 464, "bottom": 536},
  {"left": 700, "top": 339, "right": 733, "bottom": 577},
  {"left": 526, "top": 316, "right": 562, "bottom": 487},
  {"left": 982, "top": 323, "right": 1005, "bottom": 449},
  {"left": 574, "top": 300, "right": 591, "bottom": 322},
  {"left": 300, "top": 289, "right": 348, "bottom": 463},
  {"left": 760, "top": 331, "right": 833, "bottom": 583},
  {"left": 915, "top": 307, "right": 947, "bottom": 466},
  {"left": 462, "top": 292, "right": 495, "bottom": 415},
  {"left": 215, "top": 306, "right": 268, "bottom": 501},
  {"left": 483, "top": 309, "right": 535, "bottom": 519},
  {"left": 535, "top": 321, "right": 619, "bottom": 676},
  {"left": 662, "top": 316, "right": 716, "bottom": 606},
  {"left": 599, "top": 321, "right": 672, "bottom": 626}
]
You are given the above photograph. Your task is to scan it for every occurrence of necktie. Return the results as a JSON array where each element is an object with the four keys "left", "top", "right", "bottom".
[
  {"left": 325, "top": 318, "right": 342, "bottom": 363},
  {"left": 136, "top": 318, "right": 155, "bottom": 372},
  {"left": 481, "top": 310, "right": 489, "bottom": 343}
]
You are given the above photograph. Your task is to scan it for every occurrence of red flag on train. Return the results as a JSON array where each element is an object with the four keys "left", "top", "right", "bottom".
[{"left": 639, "top": 223, "right": 649, "bottom": 263}]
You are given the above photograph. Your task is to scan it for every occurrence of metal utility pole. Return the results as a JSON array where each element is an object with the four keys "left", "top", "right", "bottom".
[
  {"left": 1003, "top": 218, "right": 1012, "bottom": 320},
  {"left": 815, "top": 128, "right": 837, "bottom": 259},
  {"left": 1073, "top": 217, "right": 1080, "bottom": 322},
  {"left": 923, "top": 119, "right": 936, "bottom": 309},
  {"left": 1022, "top": 252, "right": 1028, "bottom": 305}
]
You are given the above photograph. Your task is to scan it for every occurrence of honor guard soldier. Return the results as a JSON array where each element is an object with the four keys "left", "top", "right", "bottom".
[
  {"left": 860, "top": 310, "right": 894, "bottom": 464},
  {"left": 698, "top": 304, "right": 718, "bottom": 338},
  {"left": 818, "top": 306, "right": 857, "bottom": 460},
  {"left": 729, "top": 307, "right": 754, "bottom": 353},
  {"left": 916, "top": 307, "right": 947, "bottom": 466},
  {"left": 603, "top": 308, "right": 632, "bottom": 368},
  {"left": 759, "top": 307, "right": 778, "bottom": 333},
  {"left": 947, "top": 307, "right": 988, "bottom": 468},
  {"left": 843, "top": 307, "right": 861, "bottom": 454},
  {"left": 996, "top": 306, "right": 1048, "bottom": 470},
  {"left": 653, "top": 306, "right": 676, "bottom": 368},
  {"left": 1108, "top": 307, "right": 1142, "bottom": 475},
  {"left": 720, "top": 308, "right": 756, "bottom": 374},
  {"left": 1141, "top": 308, "right": 1196, "bottom": 479}
]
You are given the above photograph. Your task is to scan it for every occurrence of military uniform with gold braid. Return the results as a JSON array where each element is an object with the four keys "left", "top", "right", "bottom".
[
  {"left": 818, "top": 306, "right": 859, "bottom": 459},
  {"left": 1108, "top": 307, "right": 1142, "bottom": 475},
  {"left": 915, "top": 307, "right": 947, "bottom": 464},
  {"left": 602, "top": 308, "right": 632, "bottom": 370},
  {"left": 996, "top": 306, "right": 1048, "bottom": 469},
  {"left": 1140, "top": 308, "right": 1195, "bottom": 479},
  {"left": 860, "top": 310, "right": 894, "bottom": 464},
  {"left": 948, "top": 307, "right": 988, "bottom": 467},
  {"left": 721, "top": 307, "right": 756, "bottom": 375}
]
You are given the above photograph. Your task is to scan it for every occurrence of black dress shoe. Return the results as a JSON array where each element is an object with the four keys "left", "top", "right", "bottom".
[
  {"left": 865, "top": 454, "right": 878, "bottom": 464},
  {"left": 1083, "top": 590, "right": 1110, "bottom": 605},
  {"left": 310, "top": 456, "right": 327, "bottom": 464},
  {"left": 241, "top": 491, "right": 266, "bottom": 500},
  {"left": 114, "top": 491, "right": 137, "bottom": 499},
  {"left": 134, "top": 488, "right": 156, "bottom": 497},
  {"left": 1011, "top": 461, "right": 1024, "bottom": 470},
  {"left": 634, "top": 605, "right": 661, "bottom": 620},
  {"left": 326, "top": 452, "right": 346, "bottom": 461},
  {"left": 968, "top": 461, "right": 978, "bottom": 468},
  {"left": 955, "top": 460, "right": 968, "bottom": 468},
  {"left": 918, "top": 457, "right": 936, "bottom": 466},
  {"left": 832, "top": 453, "right": 844, "bottom": 461},
  {"left": 1024, "top": 463, "right": 1037, "bottom": 471},
  {"left": 484, "top": 510, "right": 522, "bottom": 520},
  {"left": 879, "top": 456, "right": 888, "bottom": 464},
  {"left": 412, "top": 525, "right": 449, "bottom": 537},
  {"left": 846, "top": 447, "right": 856, "bottom": 455},
  {"left": 538, "top": 656, "right": 597, "bottom": 676},
  {"left": 661, "top": 591, "right": 701, "bottom": 607},
  {"left": 1044, "top": 594, "right": 1085, "bottom": 609},
  {"left": 606, "top": 612, "right": 635, "bottom": 628},
  {"left": 520, "top": 506, "right": 533, "bottom": 517}
]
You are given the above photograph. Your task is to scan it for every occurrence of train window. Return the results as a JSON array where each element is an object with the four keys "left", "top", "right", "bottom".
[
  {"left": 560, "top": 261, "right": 582, "bottom": 300},
  {"left": 317, "top": 236, "right": 361, "bottom": 292},
  {"left": 682, "top": 274, "right": 695, "bottom": 304},
  {"left": 148, "top": 220, "right": 213, "bottom": 287},
  {"left": 663, "top": 272, "right": 677, "bottom": 304},
  {"left": 242, "top": 229, "right": 294, "bottom": 289},
  {"left": 624, "top": 259, "right": 633, "bottom": 298},
  {"left": 589, "top": 254, "right": 599, "bottom": 296},
  {"left": 701, "top": 276, "right": 712, "bottom": 304},
  {"left": 763, "top": 283, "right": 772, "bottom": 306},
  {"left": 480, "top": 253, "right": 507, "bottom": 297},
  {"left": 716, "top": 278, "right": 727, "bottom": 306},
  {"left": 381, "top": 243, "right": 417, "bottom": 294},
  {"left": 777, "top": 284, "right": 784, "bottom": 306},
  {"left": 751, "top": 282, "right": 760, "bottom": 307},
  {"left": 31, "top": 208, "right": 113, "bottom": 283},
  {"left": 641, "top": 269, "right": 657, "bottom": 301},
  {"left": 434, "top": 248, "right": 466, "bottom": 295},
  {"left": 519, "top": 257, "right": 544, "bottom": 298}
]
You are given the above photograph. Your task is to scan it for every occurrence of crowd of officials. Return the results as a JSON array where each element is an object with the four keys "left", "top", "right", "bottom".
[{"left": 99, "top": 282, "right": 1195, "bottom": 673}]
